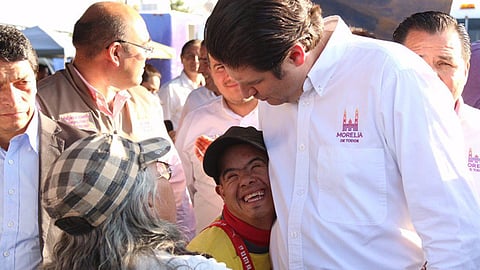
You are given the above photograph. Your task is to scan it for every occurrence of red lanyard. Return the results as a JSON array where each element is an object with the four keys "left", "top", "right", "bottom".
[{"left": 209, "top": 220, "right": 255, "bottom": 270}]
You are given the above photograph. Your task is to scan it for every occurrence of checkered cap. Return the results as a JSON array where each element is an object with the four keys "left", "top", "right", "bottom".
[{"left": 42, "top": 133, "right": 171, "bottom": 235}]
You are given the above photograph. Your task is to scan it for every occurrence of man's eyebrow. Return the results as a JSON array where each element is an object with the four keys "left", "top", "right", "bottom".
[
  {"left": 437, "top": 55, "right": 454, "bottom": 62},
  {"left": 239, "top": 78, "right": 263, "bottom": 86}
]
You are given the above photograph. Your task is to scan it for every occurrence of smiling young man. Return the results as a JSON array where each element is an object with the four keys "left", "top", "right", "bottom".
[
  {"left": 175, "top": 55, "right": 259, "bottom": 234},
  {"left": 187, "top": 126, "right": 275, "bottom": 270}
]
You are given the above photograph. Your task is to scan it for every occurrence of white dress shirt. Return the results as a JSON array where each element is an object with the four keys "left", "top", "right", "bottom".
[
  {"left": 261, "top": 16, "right": 480, "bottom": 269},
  {"left": 175, "top": 97, "right": 259, "bottom": 234},
  {"left": 178, "top": 86, "right": 218, "bottom": 129},
  {"left": 159, "top": 71, "right": 198, "bottom": 130},
  {"left": 457, "top": 98, "right": 480, "bottom": 196},
  {"left": 0, "top": 111, "right": 41, "bottom": 270}
]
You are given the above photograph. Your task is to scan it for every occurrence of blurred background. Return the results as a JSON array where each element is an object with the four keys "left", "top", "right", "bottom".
[{"left": 1, "top": 0, "right": 478, "bottom": 84}]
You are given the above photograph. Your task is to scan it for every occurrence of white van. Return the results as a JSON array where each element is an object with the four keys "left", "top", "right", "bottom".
[{"left": 450, "top": 0, "right": 480, "bottom": 41}]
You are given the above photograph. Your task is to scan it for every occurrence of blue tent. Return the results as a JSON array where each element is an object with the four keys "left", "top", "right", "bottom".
[{"left": 22, "top": 26, "right": 75, "bottom": 58}]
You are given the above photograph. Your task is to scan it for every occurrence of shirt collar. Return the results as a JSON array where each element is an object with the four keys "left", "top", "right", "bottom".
[
  {"left": 24, "top": 109, "right": 39, "bottom": 154},
  {"left": 305, "top": 16, "right": 351, "bottom": 96},
  {"left": 455, "top": 96, "right": 464, "bottom": 115},
  {"left": 72, "top": 64, "right": 132, "bottom": 118}
]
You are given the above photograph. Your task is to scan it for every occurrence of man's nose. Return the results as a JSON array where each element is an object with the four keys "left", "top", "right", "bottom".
[
  {"left": 240, "top": 85, "right": 255, "bottom": 98},
  {"left": 239, "top": 171, "right": 257, "bottom": 186},
  {"left": 0, "top": 84, "right": 18, "bottom": 106}
]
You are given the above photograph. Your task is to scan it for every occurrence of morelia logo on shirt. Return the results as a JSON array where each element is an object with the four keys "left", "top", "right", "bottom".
[
  {"left": 468, "top": 148, "right": 480, "bottom": 173},
  {"left": 336, "top": 108, "right": 363, "bottom": 143}
]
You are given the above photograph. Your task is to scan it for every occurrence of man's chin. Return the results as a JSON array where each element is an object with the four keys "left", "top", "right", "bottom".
[{"left": 265, "top": 98, "right": 286, "bottom": 106}]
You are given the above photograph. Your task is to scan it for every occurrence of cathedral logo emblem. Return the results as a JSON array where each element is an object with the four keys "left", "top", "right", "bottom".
[
  {"left": 468, "top": 148, "right": 480, "bottom": 173},
  {"left": 336, "top": 108, "right": 363, "bottom": 143}
]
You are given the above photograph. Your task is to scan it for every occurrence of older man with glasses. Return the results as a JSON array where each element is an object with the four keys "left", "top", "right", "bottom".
[{"left": 36, "top": 1, "right": 196, "bottom": 241}]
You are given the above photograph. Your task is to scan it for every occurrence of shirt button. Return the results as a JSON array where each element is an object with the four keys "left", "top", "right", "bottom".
[
  {"left": 297, "top": 189, "right": 305, "bottom": 196},
  {"left": 8, "top": 160, "right": 14, "bottom": 165},
  {"left": 7, "top": 221, "right": 14, "bottom": 227},
  {"left": 298, "top": 144, "right": 305, "bottom": 151},
  {"left": 3, "top": 251, "right": 9, "bottom": 257},
  {"left": 8, "top": 189, "right": 15, "bottom": 195},
  {"left": 290, "top": 231, "right": 298, "bottom": 239}
]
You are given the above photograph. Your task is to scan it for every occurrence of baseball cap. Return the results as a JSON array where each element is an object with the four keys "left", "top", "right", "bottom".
[
  {"left": 42, "top": 133, "right": 171, "bottom": 235},
  {"left": 203, "top": 126, "right": 266, "bottom": 183}
]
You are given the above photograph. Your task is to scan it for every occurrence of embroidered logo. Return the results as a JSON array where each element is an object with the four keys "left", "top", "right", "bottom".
[
  {"left": 59, "top": 112, "right": 97, "bottom": 132},
  {"left": 468, "top": 148, "right": 480, "bottom": 173},
  {"left": 336, "top": 108, "right": 363, "bottom": 143}
]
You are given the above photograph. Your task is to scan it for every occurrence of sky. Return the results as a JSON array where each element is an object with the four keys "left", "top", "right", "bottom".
[
  {"left": 0, "top": 0, "right": 215, "bottom": 32},
  {"left": 1, "top": 0, "right": 99, "bottom": 31}
]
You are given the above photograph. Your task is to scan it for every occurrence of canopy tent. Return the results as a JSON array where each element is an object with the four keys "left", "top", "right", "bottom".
[{"left": 21, "top": 26, "right": 75, "bottom": 59}]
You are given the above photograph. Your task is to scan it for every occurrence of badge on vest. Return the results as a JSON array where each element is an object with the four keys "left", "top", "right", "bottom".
[{"left": 59, "top": 112, "right": 97, "bottom": 132}]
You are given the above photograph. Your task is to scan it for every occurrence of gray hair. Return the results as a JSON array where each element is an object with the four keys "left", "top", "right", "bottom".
[{"left": 42, "top": 165, "right": 194, "bottom": 270}]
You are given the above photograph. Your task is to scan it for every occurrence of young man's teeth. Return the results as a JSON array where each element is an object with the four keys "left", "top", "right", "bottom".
[{"left": 244, "top": 191, "right": 264, "bottom": 202}]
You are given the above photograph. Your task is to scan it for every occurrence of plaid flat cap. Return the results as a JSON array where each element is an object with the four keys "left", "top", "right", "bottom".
[{"left": 42, "top": 133, "right": 171, "bottom": 235}]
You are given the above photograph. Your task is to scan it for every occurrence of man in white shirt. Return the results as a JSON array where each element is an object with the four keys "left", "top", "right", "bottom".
[
  {"left": 179, "top": 41, "right": 220, "bottom": 129},
  {"left": 394, "top": 11, "right": 480, "bottom": 196},
  {"left": 159, "top": 39, "right": 205, "bottom": 131},
  {"left": 175, "top": 54, "right": 259, "bottom": 234},
  {"left": 204, "top": 0, "right": 480, "bottom": 269}
]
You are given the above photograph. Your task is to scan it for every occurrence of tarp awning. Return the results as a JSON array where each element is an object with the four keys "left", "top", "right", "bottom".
[{"left": 22, "top": 26, "right": 75, "bottom": 58}]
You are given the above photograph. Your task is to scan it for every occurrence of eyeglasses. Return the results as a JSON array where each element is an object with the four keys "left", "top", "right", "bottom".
[
  {"left": 156, "top": 161, "right": 172, "bottom": 181},
  {"left": 113, "top": 39, "right": 154, "bottom": 55}
]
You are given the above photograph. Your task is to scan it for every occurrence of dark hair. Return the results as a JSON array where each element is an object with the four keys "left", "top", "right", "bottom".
[
  {"left": 180, "top": 39, "right": 201, "bottom": 57},
  {"left": 0, "top": 24, "right": 38, "bottom": 72},
  {"left": 393, "top": 11, "right": 471, "bottom": 62},
  {"left": 142, "top": 63, "right": 161, "bottom": 84},
  {"left": 204, "top": 0, "right": 323, "bottom": 79},
  {"left": 72, "top": 2, "right": 129, "bottom": 58}
]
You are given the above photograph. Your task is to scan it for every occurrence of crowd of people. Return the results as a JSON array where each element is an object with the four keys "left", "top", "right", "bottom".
[{"left": 1, "top": 0, "right": 480, "bottom": 269}]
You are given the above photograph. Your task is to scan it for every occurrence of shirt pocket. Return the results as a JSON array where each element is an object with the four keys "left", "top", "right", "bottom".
[{"left": 316, "top": 147, "right": 387, "bottom": 225}]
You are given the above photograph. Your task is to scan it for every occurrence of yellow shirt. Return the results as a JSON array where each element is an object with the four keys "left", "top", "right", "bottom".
[{"left": 188, "top": 226, "right": 271, "bottom": 270}]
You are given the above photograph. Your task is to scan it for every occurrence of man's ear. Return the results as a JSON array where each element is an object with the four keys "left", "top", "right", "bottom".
[
  {"left": 106, "top": 42, "right": 121, "bottom": 67},
  {"left": 215, "top": 185, "right": 225, "bottom": 200},
  {"left": 465, "top": 61, "right": 470, "bottom": 77},
  {"left": 287, "top": 43, "right": 306, "bottom": 66}
]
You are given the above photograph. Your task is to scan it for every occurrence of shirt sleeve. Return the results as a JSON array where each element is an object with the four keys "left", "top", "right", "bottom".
[{"left": 382, "top": 66, "right": 480, "bottom": 268}]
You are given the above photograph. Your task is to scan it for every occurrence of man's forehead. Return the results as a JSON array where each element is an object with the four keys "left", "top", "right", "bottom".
[{"left": 0, "top": 60, "right": 35, "bottom": 79}]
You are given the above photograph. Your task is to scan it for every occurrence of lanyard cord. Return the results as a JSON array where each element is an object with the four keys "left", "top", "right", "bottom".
[{"left": 209, "top": 220, "right": 255, "bottom": 270}]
